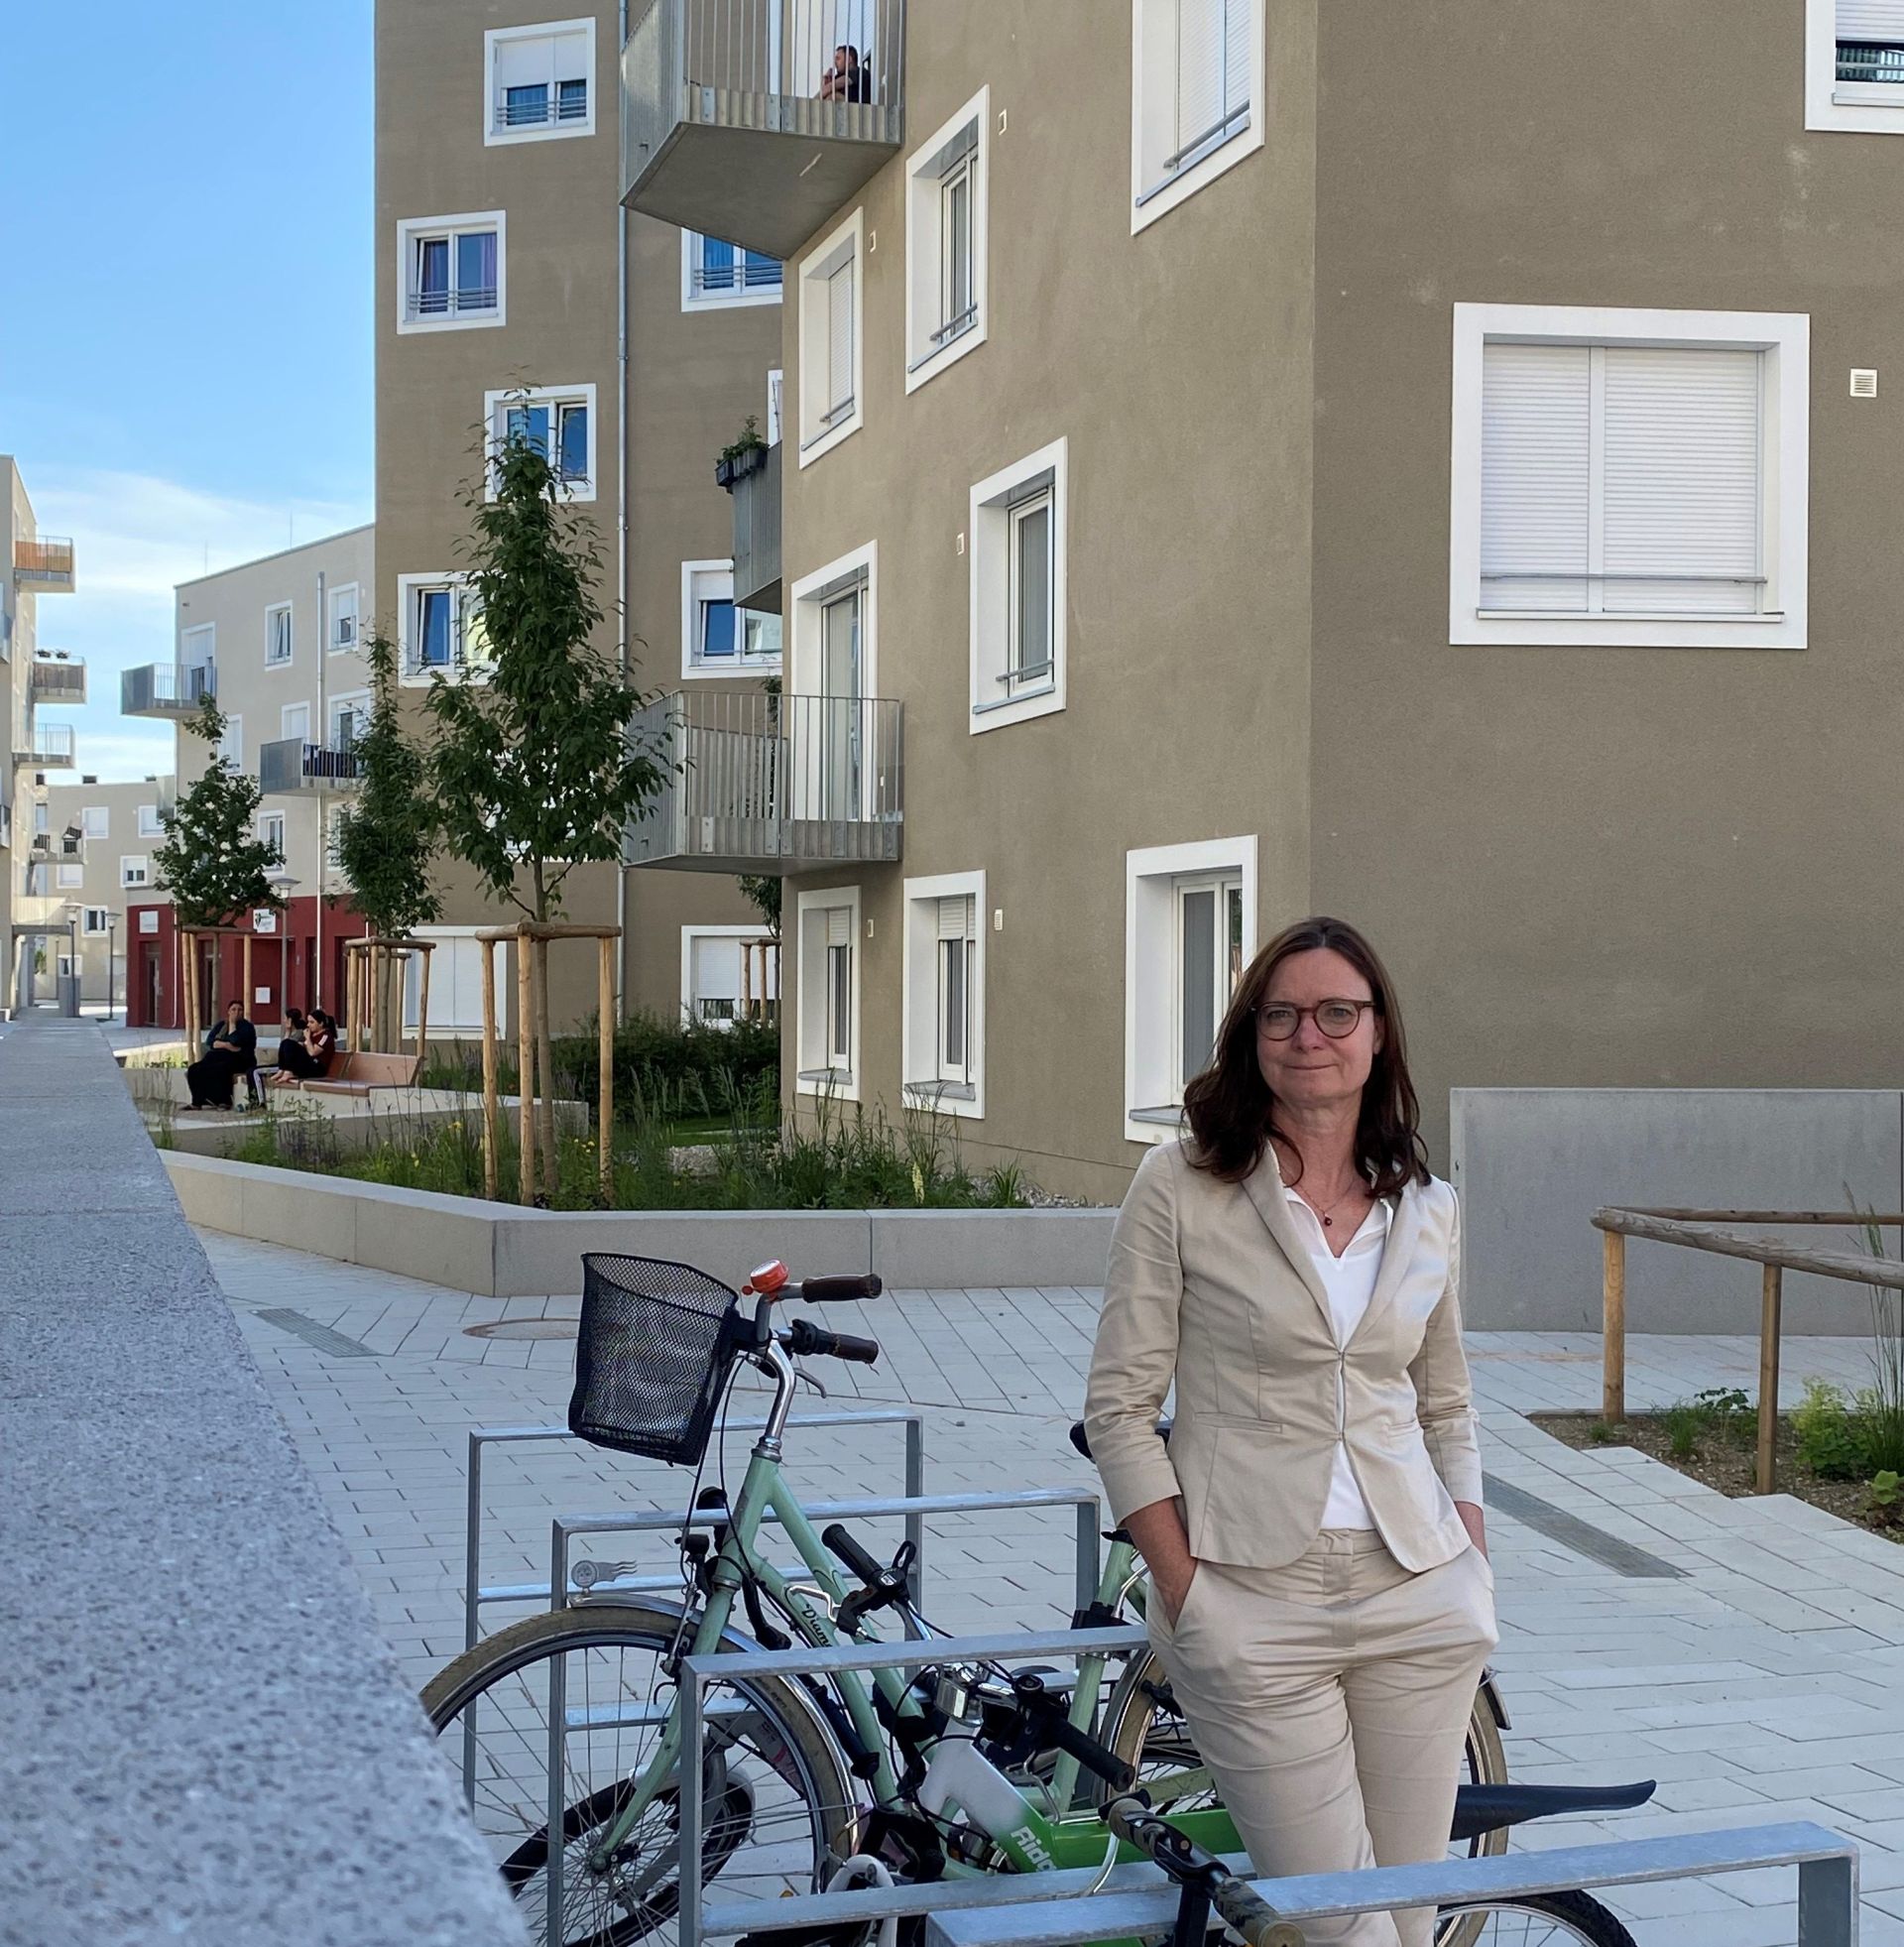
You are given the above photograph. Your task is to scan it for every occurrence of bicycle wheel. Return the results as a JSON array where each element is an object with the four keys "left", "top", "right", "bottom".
[
  {"left": 1097, "top": 1652, "right": 1508, "bottom": 1947},
  {"left": 422, "top": 1604, "right": 863, "bottom": 1947},
  {"left": 1433, "top": 1890, "right": 1637, "bottom": 1945}
]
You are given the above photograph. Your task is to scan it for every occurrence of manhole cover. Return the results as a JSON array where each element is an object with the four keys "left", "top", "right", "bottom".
[{"left": 464, "top": 1319, "right": 579, "bottom": 1341}]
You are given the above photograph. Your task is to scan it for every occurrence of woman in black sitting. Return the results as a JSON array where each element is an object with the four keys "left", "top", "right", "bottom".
[{"left": 185, "top": 1002, "right": 257, "bottom": 1110}]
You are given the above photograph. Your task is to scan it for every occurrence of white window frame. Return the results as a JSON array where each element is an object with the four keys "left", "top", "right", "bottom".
[
  {"left": 397, "top": 572, "right": 488, "bottom": 684},
  {"left": 264, "top": 601, "right": 294, "bottom": 668},
  {"left": 280, "top": 701, "right": 310, "bottom": 745},
  {"left": 1807, "top": 1, "right": 1904, "bottom": 132},
  {"left": 328, "top": 688, "right": 373, "bottom": 750},
  {"left": 80, "top": 805, "right": 108, "bottom": 839},
  {"left": 180, "top": 622, "right": 215, "bottom": 690},
  {"left": 680, "top": 232, "right": 784, "bottom": 311},
  {"left": 969, "top": 437, "right": 1067, "bottom": 734},
  {"left": 767, "top": 369, "right": 784, "bottom": 446},
  {"left": 325, "top": 803, "right": 346, "bottom": 874},
  {"left": 904, "top": 87, "right": 990, "bottom": 392},
  {"left": 1130, "top": 0, "right": 1266, "bottom": 234},
  {"left": 396, "top": 210, "right": 508, "bottom": 334},
  {"left": 794, "top": 885, "right": 862, "bottom": 1100},
  {"left": 328, "top": 582, "right": 360, "bottom": 654},
  {"left": 217, "top": 713, "right": 244, "bottom": 772},
  {"left": 81, "top": 907, "right": 111, "bottom": 936},
  {"left": 901, "top": 869, "right": 986, "bottom": 1119},
  {"left": 120, "top": 856, "right": 151, "bottom": 890},
  {"left": 259, "top": 809, "right": 287, "bottom": 861},
  {"left": 483, "top": 383, "right": 599, "bottom": 501},
  {"left": 1125, "top": 834, "right": 1256, "bottom": 1145},
  {"left": 1450, "top": 304, "right": 1810, "bottom": 651},
  {"left": 788, "top": 540, "right": 879, "bottom": 698},
  {"left": 399, "top": 926, "right": 489, "bottom": 1034},
  {"left": 137, "top": 803, "right": 164, "bottom": 837},
  {"left": 56, "top": 862, "right": 83, "bottom": 890},
  {"left": 679, "top": 922, "right": 776, "bottom": 1029},
  {"left": 796, "top": 208, "right": 865, "bottom": 468},
  {"left": 680, "top": 558, "right": 783, "bottom": 677},
  {"left": 484, "top": 17, "right": 595, "bottom": 146}
]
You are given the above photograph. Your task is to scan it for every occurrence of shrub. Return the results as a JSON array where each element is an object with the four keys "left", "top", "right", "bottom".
[
  {"left": 1660, "top": 1387, "right": 1752, "bottom": 1460},
  {"left": 1793, "top": 1378, "right": 1865, "bottom": 1479}
]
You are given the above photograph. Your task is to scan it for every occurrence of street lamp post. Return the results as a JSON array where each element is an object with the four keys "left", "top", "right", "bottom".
[{"left": 105, "top": 913, "right": 117, "bottom": 1025}]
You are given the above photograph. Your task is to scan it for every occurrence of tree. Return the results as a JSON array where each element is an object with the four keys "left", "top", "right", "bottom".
[
  {"left": 426, "top": 425, "right": 669, "bottom": 1190},
  {"left": 333, "top": 631, "right": 441, "bottom": 1047},
  {"left": 153, "top": 698, "right": 283, "bottom": 1040}
]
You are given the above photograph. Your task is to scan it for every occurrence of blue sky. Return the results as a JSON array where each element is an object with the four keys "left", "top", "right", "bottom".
[{"left": 0, "top": 2, "right": 375, "bottom": 780}]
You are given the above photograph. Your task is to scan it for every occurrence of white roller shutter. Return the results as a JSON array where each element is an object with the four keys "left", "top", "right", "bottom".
[
  {"left": 493, "top": 35, "right": 545, "bottom": 92},
  {"left": 1480, "top": 342, "right": 1592, "bottom": 613},
  {"left": 1224, "top": 0, "right": 1251, "bottom": 117},
  {"left": 936, "top": 896, "right": 973, "bottom": 942},
  {"left": 1176, "top": 0, "right": 1224, "bottom": 150},
  {"left": 827, "top": 260, "right": 855, "bottom": 416},
  {"left": 551, "top": 27, "right": 589, "bottom": 82},
  {"left": 1839, "top": 2, "right": 1904, "bottom": 37},
  {"left": 825, "top": 907, "right": 851, "bottom": 949}
]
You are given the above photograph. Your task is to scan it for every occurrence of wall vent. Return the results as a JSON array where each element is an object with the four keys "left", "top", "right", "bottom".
[{"left": 1850, "top": 369, "right": 1879, "bottom": 398}]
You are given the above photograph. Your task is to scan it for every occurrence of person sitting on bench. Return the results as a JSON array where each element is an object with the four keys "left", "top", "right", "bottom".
[
  {"left": 273, "top": 1007, "right": 335, "bottom": 1082},
  {"left": 184, "top": 1002, "right": 257, "bottom": 1110}
]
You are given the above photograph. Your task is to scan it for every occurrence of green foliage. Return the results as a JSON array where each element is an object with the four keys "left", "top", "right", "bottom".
[
  {"left": 1794, "top": 1378, "right": 1866, "bottom": 1479},
  {"left": 152, "top": 697, "right": 283, "bottom": 927},
  {"left": 1660, "top": 1387, "right": 1753, "bottom": 1460},
  {"left": 332, "top": 632, "right": 440, "bottom": 937},
  {"left": 736, "top": 874, "right": 781, "bottom": 936},
  {"left": 1586, "top": 1420, "right": 1620, "bottom": 1446},
  {"left": 718, "top": 415, "right": 767, "bottom": 471},
  {"left": 1869, "top": 1470, "right": 1901, "bottom": 1521},
  {"left": 425, "top": 423, "right": 666, "bottom": 923}
]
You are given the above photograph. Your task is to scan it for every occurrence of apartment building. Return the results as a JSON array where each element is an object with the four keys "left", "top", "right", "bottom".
[
  {"left": 373, "top": 0, "right": 782, "bottom": 1037},
  {"left": 620, "top": 0, "right": 1904, "bottom": 1201},
  {"left": 33, "top": 773, "right": 175, "bottom": 1013},
  {"left": 1, "top": 455, "right": 84, "bottom": 1015},
  {"left": 121, "top": 526, "right": 374, "bottom": 1030}
]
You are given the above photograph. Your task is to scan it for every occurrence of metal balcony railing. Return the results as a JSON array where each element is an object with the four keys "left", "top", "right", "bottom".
[
  {"left": 1839, "top": 38, "right": 1904, "bottom": 82},
  {"left": 623, "top": 0, "right": 905, "bottom": 261},
  {"left": 29, "top": 655, "right": 86, "bottom": 702},
  {"left": 12, "top": 536, "right": 74, "bottom": 586},
  {"left": 15, "top": 722, "right": 75, "bottom": 766},
  {"left": 628, "top": 688, "right": 901, "bottom": 873},
  {"left": 405, "top": 283, "right": 500, "bottom": 322},
  {"left": 120, "top": 661, "right": 215, "bottom": 717},
  {"left": 495, "top": 80, "right": 590, "bottom": 130},
  {"left": 259, "top": 739, "right": 364, "bottom": 794},
  {"left": 30, "top": 829, "right": 83, "bottom": 861}
]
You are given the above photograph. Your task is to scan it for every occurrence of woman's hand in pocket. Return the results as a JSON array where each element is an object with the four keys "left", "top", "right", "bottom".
[{"left": 1157, "top": 1560, "right": 1201, "bottom": 1629}]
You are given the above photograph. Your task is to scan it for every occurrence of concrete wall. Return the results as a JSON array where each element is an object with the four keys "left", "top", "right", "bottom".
[
  {"left": 41, "top": 772, "right": 173, "bottom": 1003},
  {"left": 1451, "top": 1088, "right": 1904, "bottom": 1334}
]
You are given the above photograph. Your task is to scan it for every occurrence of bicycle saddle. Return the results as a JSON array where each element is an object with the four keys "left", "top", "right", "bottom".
[{"left": 1069, "top": 1418, "right": 1172, "bottom": 1462}]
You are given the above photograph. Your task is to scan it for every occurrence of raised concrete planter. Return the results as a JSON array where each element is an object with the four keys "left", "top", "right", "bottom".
[
  {"left": 161, "top": 1150, "right": 1119, "bottom": 1296},
  {"left": 1451, "top": 1088, "right": 1904, "bottom": 1334}
]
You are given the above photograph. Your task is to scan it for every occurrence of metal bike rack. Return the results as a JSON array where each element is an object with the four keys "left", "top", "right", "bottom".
[
  {"left": 462, "top": 1408, "right": 926, "bottom": 1652},
  {"left": 920, "top": 1820, "right": 1861, "bottom": 1947},
  {"left": 674, "top": 1618, "right": 1142, "bottom": 1947}
]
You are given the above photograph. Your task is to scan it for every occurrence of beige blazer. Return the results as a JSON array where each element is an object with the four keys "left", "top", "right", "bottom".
[{"left": 1083, "top": 1140, "right": 1482, "bottom": 1574}]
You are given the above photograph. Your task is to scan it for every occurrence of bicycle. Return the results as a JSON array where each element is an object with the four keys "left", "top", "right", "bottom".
[{"left": 422, "top": 1254, "right": 1654, "bottom": 1946}]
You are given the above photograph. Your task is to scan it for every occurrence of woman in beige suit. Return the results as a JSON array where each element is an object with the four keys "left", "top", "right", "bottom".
[{"left": 1083, "top": 914, "right": 1496, "bottom": 1947}]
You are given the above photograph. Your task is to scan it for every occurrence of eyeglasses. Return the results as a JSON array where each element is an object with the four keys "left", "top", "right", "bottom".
[{"left": 1253, "top": 999, "right": 1377, "bottom": 1041}]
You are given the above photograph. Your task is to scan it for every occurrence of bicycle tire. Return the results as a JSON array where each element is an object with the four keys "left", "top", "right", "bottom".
[
  {"left": 1434, "top": 1888, "right": 1637, "bottom": 1945},
  {"left": 423, "top": 1604, "right": 866, "bottom": 1947}
]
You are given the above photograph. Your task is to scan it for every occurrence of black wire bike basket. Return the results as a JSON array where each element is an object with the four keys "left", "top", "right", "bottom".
[{"left": 567, "top": 1254, "right": 754, "bottom": 1465}]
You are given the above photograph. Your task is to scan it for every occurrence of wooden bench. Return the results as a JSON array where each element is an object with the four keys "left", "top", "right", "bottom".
[{"left": 270, "top": 1051, "right": 421, "bottom": 1097}]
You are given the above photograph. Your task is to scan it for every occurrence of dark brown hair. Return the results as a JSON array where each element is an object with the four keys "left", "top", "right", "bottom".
[{"left": 1182, "top": 914, "right": 1430, "bottom": 1192}]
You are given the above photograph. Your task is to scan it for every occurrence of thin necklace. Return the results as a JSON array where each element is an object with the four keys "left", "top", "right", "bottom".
[{"left": 1296, "top": 1175, "right": 1368, "bottom": 1231}]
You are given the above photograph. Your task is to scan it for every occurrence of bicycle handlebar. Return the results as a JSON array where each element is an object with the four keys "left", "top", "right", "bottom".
[
  {"left": 799, "top": 1273, "right": 885, "bottom": 1303},
  {"left": 1101, "top": 1794, "right": 1307, "bottom": 1947},
  {"left": 781, "top": 1318, "right": 880, "bottom": 1366},
  {"left": 1042, "top": 1713, "right": 1135, "bottom": 1791}
]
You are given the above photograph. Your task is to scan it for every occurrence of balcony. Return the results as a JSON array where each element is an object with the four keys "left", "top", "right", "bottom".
[
  {"left": 628, "top": 688, "right": 901, "bottom": 873},
  {"left": 121, "top": 661, "right": 215, "bottom": 718},
  {"left": 29, "top": 654, "right": 86, "bottom": 704},
  {"left": 727, "top": 440, "right": 781, "bottom": 613},
  {"left": 29, "top": 828, "right": 83, "bottom": 862},
  {"left": 13, "top": 536, "right": 75, "bottom": 590},
  {"left": 622, "top": 0, "right": 905, "bottom": 261},
  {"left": 260, "top": 739, "right": 364, "bottom": 794},
  {"left": 14, "top": 723, "right": 75, "bottom": 769}
]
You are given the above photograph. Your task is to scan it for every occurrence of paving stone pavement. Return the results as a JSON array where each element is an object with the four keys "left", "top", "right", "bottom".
[{"left": 203, "top": 1230, "right": 1904, "bottom": 1945}]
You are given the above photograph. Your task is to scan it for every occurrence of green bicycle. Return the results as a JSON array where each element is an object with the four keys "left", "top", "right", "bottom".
[{"left": 423, "top": 1254, "right": 1650, "bottom": 1947}]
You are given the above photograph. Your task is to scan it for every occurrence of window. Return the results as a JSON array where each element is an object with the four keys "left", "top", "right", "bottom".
[
  {"left": 260, "top": 810, "right": 287, "bottom": 861},
  {"left": 788, "top": 543, "right": 881, "bottom": 821},
  {"left": 1808, "top": 1, "right": 1904, "bottom": 130},
  {"left": 970, "top": 438, "right": 1066, "bottom": 733},
  {"left": 681, "top": 924, "right": 778, "bottom": 1028},
  {"left": 1131, "top": 0, "right": 1263, "bottom": 231},
  {"left": 1125, "top": 835, "right": 1256, "bottom": 1143},
  {"left": 401, "top": 929, "right": 491, "bottom": 1034},
  {"left": 796, "top": 210, "right": 864, "bottom": 466},
  {"left": 138, "top": 803, "right": 164, "bottom": 837},
  {"left": 682, "top": 560, "right": 783, "bottom": 676},
  {"left": 902, "top": 872, "right": 985, "bottom": 1116},
  {"left": 795, "top": 887, "right": 861, "bottom": 1098},
  {"left": 265, "top": 602, "right": 293, "bottom": 668},
  {"left": 180, "top": 622, "right": 215, "bottom": 691},
  {"left": 1450, "top": 304, "right": 1810, "bottom": 650},
  {"left": 216, "top": 713, "right": 243, "bottom": 771},
  {"left": 25, "top": 863, "right": 49, "bottom": 897},
  {"left": 485, "top": 384, "right": 597, "bottom": 500},
  {"left": 397, "top": 212, "right": 506, "bottom": 332},
  {"left": 485, "top": 19, "right": 593, "bottom": 143},
  {"left": 325, "top": 804, "right": 345, "bottom": 872},
  {"left": 121, "top": 857, "right": 151, "bottom": 889},
  {"left": 80, "top": 805, "right": 108, "bottom": 839},
  {"left": 56, "top": 862, "right": 83, "bottom": 890},
  {"left": 398, "top": 573, "right": 488, "bottom": 682},
  {"left": 82, "top": 908, "right": 110, "bottom": 935},
  {"left": 905, "top": 90, "right": 989, "bottom": 390},
  {"left": 329, "top": 583, "right": 359, "bottom": 653},
  {"left": 329, "top": 691, "right": 372, "bottom": 750},
  {"left": 281, "top": 702, "right": 310, "bottom": 745},
  {"left": 683, "top": 233, "right": 782, "bottom": 309},
  {"left": 767, "top": 369, "right": 784, "bottom": 447},
  {"left": 33, "top": 802, "right": 49, "bottom": 834}
]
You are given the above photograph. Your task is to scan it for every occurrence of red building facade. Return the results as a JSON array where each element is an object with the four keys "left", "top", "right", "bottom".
[{"left": 127, "top": 898, "right": 370, "bottom": 1032}]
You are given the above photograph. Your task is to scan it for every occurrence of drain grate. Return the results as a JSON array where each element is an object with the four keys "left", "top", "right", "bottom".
[
  {"left": 1483, "top": 1473, "right": 1688, "bottom": 1580},
  {"left": 254, "top": 1308, "right": 380, "bottom": 1359},
  {"left": 464, "top": 1318, "right": 579, "bottom": 1341}
]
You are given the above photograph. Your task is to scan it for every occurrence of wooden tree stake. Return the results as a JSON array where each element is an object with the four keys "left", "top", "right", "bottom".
[
  {"left": 479, "top": 939, "right": 500, "bottom": 1202},
  {"left": 1757, "top": 1263, "right": 1784, "bottom": 1495},
  {"left": 597, "top": 934, "right": 614, "bottom": 1204},
  {"left": 1602, "top": 1229, "right": 1626, "bottom": 1424},
  {"left": 517, "top": 932, "right": 536, "bottom": 1206}
]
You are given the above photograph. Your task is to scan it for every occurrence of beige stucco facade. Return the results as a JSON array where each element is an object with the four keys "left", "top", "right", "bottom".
[
  {"left": 35, "top": 773, "right": 175, "bottom": 1007},
  {"left": 614, "top": 0, "right": 1904, "bottom": 1200}
]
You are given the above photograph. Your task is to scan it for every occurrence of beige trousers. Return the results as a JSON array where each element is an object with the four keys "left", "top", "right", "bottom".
[{"left": 1149, "top": 1530, "right": 1498, "bottom": 1947}]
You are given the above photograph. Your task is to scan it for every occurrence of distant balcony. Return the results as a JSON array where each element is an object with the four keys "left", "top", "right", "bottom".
[
  {"left": 12, "top": 536, "right": 74, "bottom": 590},
  {"left": 628, "top": 688, "right": 901, "bottom": 873},
  {"left": 29, "top": 654, "right": 86, "bottom": 704},
  {"left": 622, "top": 0, "right": 905, "bottom": 261},
  {"left": 260, "top": 739, "right": 364, "bottom": 794},
  {"left": 727, "top": 440, "right": 781, "bottom": 613},
  {"left": 29, "top": 828, "right": 83, "bottom": 862},
  {"left": 14, "top": 723, "right": 75, "bottom": 769},
  {"left": 121, "top": 661, "right": 215, "bottom": 718}
]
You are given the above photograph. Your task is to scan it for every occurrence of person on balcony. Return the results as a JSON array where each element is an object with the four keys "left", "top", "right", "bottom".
[
  {"left": 817, "top": 44, "right": 869, "bottom": 101},
  {"left": 184, "top": 1001, "right": 257, "bottom": 1110}
]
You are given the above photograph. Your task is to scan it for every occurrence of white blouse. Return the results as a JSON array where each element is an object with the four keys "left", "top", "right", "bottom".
[{"left": 1282, "top": 1183, "right": 1391, "bottom": 1530}]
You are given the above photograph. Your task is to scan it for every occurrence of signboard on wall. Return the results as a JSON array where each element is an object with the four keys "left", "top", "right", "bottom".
[
  {"left": 252, "top": 910, "right": 278, "bottom": 935},
  {"left": 138, "top": 911, "right": 159, "bottom": 935}
]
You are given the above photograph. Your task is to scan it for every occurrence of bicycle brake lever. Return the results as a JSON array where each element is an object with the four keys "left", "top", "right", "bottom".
[{"left": 792, "top": 1365, "right": 829, "bottom": 1399}]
